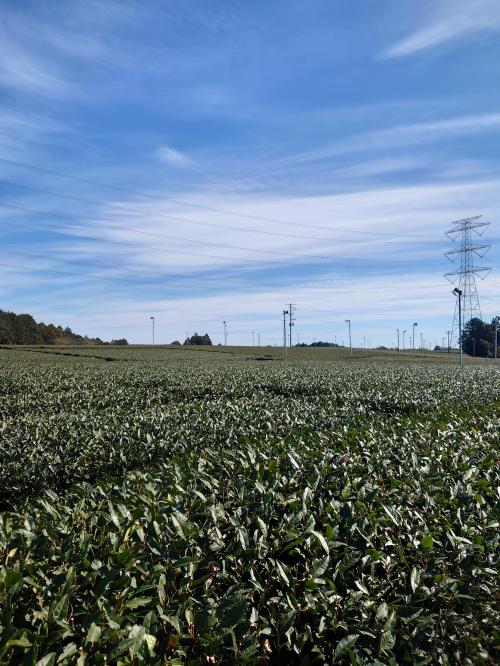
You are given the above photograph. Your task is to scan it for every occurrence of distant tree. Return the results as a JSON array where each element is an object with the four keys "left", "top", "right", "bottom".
[
  {"left": 184, "top": 332, "right": 212, "bottom": 345},
  {"left": 462, "top": 318, "right": 493, "bottom": 357},
  {"left": 110, "top": 338, "right": 128, "bottom": 345},
  {"left": 170, "top": 340, "right": 181, "bottom": 346},
  {"left": 295, "top": 341, "right": 339, "bottom": 348}
]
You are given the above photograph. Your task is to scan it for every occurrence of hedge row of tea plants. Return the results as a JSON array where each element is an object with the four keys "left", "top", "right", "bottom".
[{"left": 0, "top": 351, "right": 499, "bottom": 664}]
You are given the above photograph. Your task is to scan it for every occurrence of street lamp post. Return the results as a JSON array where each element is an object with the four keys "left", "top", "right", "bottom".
[
  {"left": 420, "top": 332, "right": 423, "bottom": 351},
  {"left": 223, "top": 320, "right": 227, "bottom": 346},
  {"left": 453, "top": 288, "right": 463, "bottom": 369},
  {"left": 396, "top": 328, "right": 400, "bottom": 353},
  {"left": 412, "top": 322, "right": 418, "bottom": 358},
  {"left": 402, "top": 329, "right": 406, "bottom": 351},
  {"left": 345, "top": 319, "right": 352, "bottom": 356},
  {"left": 150, "top": 316, "right": 155, "bottom": 345},
  {"left": 494, "top": 318, "right": 499, "bottom": 360},
  {"left": 252, "top": 330, "right": 255, "bottom": 346}
]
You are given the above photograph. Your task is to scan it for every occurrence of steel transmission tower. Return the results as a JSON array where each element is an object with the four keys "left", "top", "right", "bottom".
[{"left": 444, "top": 216, "right": 491, "bottom": 341}]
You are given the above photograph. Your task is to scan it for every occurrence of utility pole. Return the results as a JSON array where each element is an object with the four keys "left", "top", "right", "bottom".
[
  {"left": 223, "top": 320, "right": 227, "bottom": 346},
  {"left": 420, "top": 332, "right": 423, "bottom": 351},
  {"left": 288, "top": 304, "right": 295, "bottom": 349},
  {"left": 397, "top": 328, "right": 400, "bottom": 353},
  {"left": 402, "top": 329, "right": 406, "bottom": 351},
  {"left": 363, "top": 335, "right": 366, "bottom": 349},
  {"left": 282, "top": 309, "right": 289, "bottom": 350},
  {"left": 150, "top": 316, "right": 155, "bottom": 345},
  {"left": 345, "top": 319, "right": 352, "bottom": 356},
  {"left": 257, "top": 333, "right": 261, "bottom": 347},
  {"left": 252, "top": 330, "right": 255, "bottom": 346},
  {"left": 453, "top": 287, "right": 463, "bottom": 369},
  {"left": 446, "top": 330, "right": 451, "bottom": 353}
]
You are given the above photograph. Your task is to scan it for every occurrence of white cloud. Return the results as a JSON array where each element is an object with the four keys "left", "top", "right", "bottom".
[
  {"left": 157, "top": 144, "right": 197, "bottom": 168},
  {"left": 7, "top": 174, "right": 499, "bottom": 345},
  {"left": 383, "top": 0, "right": 500, "bottom": 58},
  {"left": 0, "top": 36, "right": 70, "bottom": 97},
  {"left": 271, "top": 113, "right": 500, "bottom": 170},
  {"left": 331, "top": 156, "right": 428, "bottom": 179}
]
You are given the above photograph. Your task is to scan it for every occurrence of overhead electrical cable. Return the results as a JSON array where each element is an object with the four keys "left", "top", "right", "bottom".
[
  {"left": 0, "top": 256, "right": 449, "bottom": 295},
  {"left": 0, "top": 203, "right": 441, "bottom": 275},
  {"left": 0, "top": 158, "right": 429, "bottom": 239},
  {"left": 0, "top": 200, "right": 436, "bottom": 270},
  {"left": 0, "top": 193, "right": 338, "bottom": 261}
]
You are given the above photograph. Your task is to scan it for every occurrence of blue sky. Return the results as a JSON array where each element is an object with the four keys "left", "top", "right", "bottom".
[{"left": 0, "top": 0, "right": 499, "bottom": 346}]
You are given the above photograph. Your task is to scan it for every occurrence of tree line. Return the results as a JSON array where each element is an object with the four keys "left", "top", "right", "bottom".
[{"left": 0, "top": 310, "right": 128, "bottom": 345}]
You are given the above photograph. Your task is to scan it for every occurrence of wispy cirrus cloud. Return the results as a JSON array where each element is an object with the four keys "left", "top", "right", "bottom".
[
  {"left": 271, "top": 113, "right": 500, "bottom": 170},
  {"left": 157, "top": 145, "right": 197, "bottom": 168},
  {"left": 383, "top": 0, "right": 500, "bottom": 58},
  {"left": 0, "top": 36, "right": 70, "bottom": 97}
]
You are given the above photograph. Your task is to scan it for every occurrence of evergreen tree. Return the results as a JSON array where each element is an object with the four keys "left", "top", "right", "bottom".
[{"left": 461, "top": 318, "right": 494, "bottom": 357}]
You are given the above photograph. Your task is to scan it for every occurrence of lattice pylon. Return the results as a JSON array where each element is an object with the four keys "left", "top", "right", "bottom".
[{"left": 444, "top": 216, "right": 491, "bottom": 343}]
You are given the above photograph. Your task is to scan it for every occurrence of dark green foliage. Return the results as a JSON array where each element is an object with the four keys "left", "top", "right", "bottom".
[
  {"left": 462, "top": 317, "right": 499, "bottom": 357},
  {"left": 184, "top": 332, "right": 212, "bottom": 345},
  {"left": 0, "top": 309, "right": 128, "bottom": 346},
  {"left": 0, "top": 311, "right": 43, "bottom": 344},
  {"left": 296, "top": 341, "right": 340, "bottom": 347},
  {"left": 0, "top": 351, "right": 499, "bottom": 664}
]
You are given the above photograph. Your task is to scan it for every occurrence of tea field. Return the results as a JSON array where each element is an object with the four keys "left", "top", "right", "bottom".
[{"left": 0, "top": 346, "right": 498, "bottom": 664}]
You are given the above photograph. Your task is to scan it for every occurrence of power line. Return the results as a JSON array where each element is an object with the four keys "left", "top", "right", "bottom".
[
  {"left": 0, "top": 260, "right": 201, "bottom": 287},
  {"left": 0, "top": 165, "right": 365, "bottom": 245},
  {"left": 0, "top": 248, "right": 234, "bottom": 289},
  {"left": 0, "top": 196, "right": 332, "bottom": 262},
  {"left": 0, "top": 159, "right": 428, "bottom": 239},
  {"left": 0, "top": 242, "right": 449, "bottom": 296},
  {"left": 0, "top": 175, "right": 345, "bottom": 244},
  {"left": 0, "top": 245, "right": 450, "bottom": 297},
  {"left": 0, "top": 201, "right": 442, "bottom": 270},
  {"left": 0, "top": 205, "right": 447, "bottom": 284},
  {"left": 0, "top": 210, "right": 259, "bottom": 265}
]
